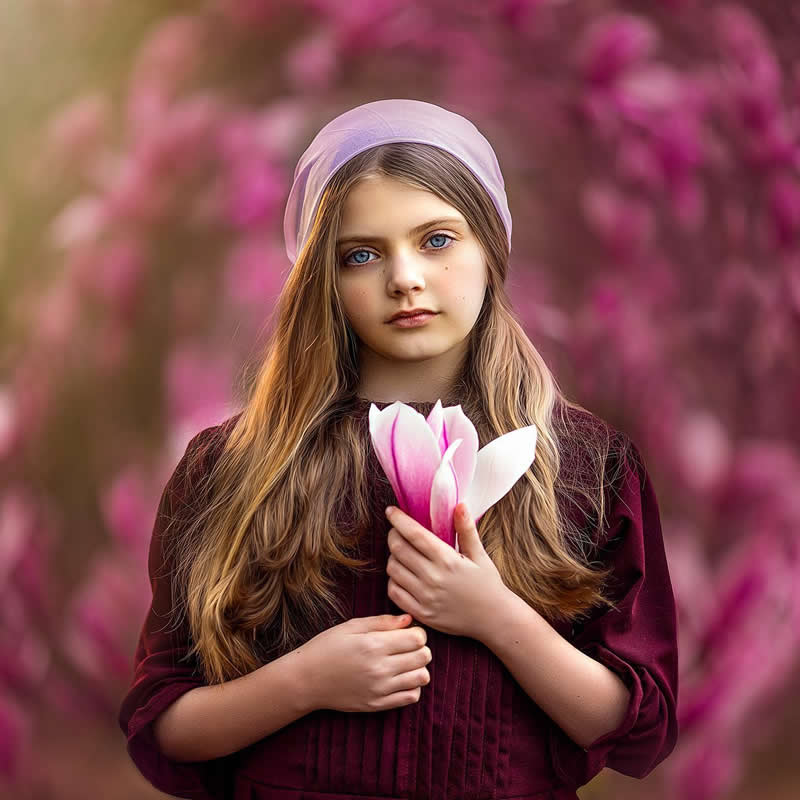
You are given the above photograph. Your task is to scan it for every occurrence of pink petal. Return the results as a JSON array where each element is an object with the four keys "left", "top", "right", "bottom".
[
  {"left": 429, "top": 439, "right": 464, "bottom": 550},
  {"left": 369, "top": 402, "right": 442, "bottom": 529}
]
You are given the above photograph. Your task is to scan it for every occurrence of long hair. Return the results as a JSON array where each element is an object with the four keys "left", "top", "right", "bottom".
[{"left": 168, "top": 141, "right": 633, "bottom": 684}]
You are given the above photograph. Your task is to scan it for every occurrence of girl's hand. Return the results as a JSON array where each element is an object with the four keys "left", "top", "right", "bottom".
[
  {"left": 385, "top": 503, "right": 507, "bottom": 639},
  {"left": 302, "top": 614, "right": 432, "bottom": 713}
]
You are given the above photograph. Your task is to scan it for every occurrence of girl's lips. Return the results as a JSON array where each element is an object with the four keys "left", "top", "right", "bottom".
[{"left": 389, "top": 312, "right": 439, "bottom": 327}]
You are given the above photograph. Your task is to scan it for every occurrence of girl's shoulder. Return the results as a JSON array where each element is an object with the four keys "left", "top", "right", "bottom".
[
  {"left": 557, "top": 402, "right": 639, "bottom": 478},
  {"left": 166, "top": 411, "right": 244, "bottom": 510},
  {"left": 183, "top": 411, "right": 243, "bottom": 463},
  {"left": 555, "top": 403, "right": 647, "bottom": 544},
  {"left": 560, "top": 401, "right": 628, "bottom": 443}
]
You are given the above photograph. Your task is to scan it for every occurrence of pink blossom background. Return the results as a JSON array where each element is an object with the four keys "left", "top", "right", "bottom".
[{"left": 0, "top": 1, "right": 798, "bottom": 798}]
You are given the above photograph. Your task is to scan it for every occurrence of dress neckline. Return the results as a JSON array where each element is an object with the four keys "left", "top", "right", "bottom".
[{"left": 354, "top": 397, "right": 440, "bottom": 407}]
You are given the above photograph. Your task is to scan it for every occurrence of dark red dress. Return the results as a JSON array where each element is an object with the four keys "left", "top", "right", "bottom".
[{"left": 118, "top": 399, "right": 679, "bottom": 799}]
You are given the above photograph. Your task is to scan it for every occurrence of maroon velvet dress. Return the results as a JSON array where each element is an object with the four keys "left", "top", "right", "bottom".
[{"left": 118, "top": 399, "right": 679, "bottom": 800}]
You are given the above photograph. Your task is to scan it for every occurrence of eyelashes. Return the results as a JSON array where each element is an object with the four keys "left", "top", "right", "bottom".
[{"left": 341, "top": 232, "right": 456, "bottom": 267}]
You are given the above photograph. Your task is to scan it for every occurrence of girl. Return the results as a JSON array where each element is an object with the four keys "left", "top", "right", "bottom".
[{"left": 118, "top": 98, "right": 679, "bottom": 800}]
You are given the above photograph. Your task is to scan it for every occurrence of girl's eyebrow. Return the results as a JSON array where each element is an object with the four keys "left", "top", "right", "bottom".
[{"left": 336, "top": 216, "right": 465, "bottom": 246}]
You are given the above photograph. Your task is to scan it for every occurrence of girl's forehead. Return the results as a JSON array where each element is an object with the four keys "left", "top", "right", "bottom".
[
  {"left": 341, "top": 182, "right": 460, "bottom": 223},
  {"left": 345, "top": 176, "right": 439, "bottom": 202}
]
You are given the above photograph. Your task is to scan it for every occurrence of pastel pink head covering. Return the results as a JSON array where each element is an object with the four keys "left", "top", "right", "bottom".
[{"left": 283, "top": 98, "right": 512, "bottom": 265}]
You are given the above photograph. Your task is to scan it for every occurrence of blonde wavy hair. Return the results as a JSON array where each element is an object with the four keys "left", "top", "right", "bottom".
[{"left": 165, "top": 142, "right": 633, "bottom": 684}]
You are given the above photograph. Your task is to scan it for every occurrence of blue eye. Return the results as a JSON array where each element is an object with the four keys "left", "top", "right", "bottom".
[{"left": 341, "top": 232, "right": 455, "bottom": 267}]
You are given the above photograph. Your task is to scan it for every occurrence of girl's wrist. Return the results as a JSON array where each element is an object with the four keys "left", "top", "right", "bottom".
[
  {"left": 258, "top": 641, "right": 322, "bottom": 717},
  {"left": 288, "top": 639, "right": 324, "bottom": 714}
]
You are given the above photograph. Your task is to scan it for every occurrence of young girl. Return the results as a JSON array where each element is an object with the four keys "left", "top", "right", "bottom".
[{"left": 118, "top": 98, "right": 679, "bottom": 800}]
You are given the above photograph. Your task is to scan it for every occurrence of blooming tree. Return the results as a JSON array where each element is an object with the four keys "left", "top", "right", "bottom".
[{"left": 0, "top": 1, "right": 798, "bottom": 797}]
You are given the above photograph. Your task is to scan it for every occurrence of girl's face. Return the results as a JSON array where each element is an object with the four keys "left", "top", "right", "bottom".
[{"left": 336, "top": 175, "right": 488, "bottom": 401}]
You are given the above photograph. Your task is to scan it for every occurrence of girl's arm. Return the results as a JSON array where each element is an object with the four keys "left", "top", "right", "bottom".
[
  {"left": 153, "top": 640, "right": 318, "bottom": 762},
  {"left": 120, "top": 419, "right": 312, "bottom": 799},
  {"left": 482, "top": 437, "right": 679, "bottom": 785},
  {"left": 478, "top": 589, "right": 632, "bottom": 750}
]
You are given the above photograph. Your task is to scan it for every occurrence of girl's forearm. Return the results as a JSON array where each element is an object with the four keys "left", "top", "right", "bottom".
[
  {"left": 478, "top": 587, "right": 631, "bottom": 750},
  {"left": 153, "top": 642, "right": 318, "bottom": 762}
]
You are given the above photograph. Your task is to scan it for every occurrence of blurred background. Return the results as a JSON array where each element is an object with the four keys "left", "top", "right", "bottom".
[{"left": 1, "top": 0, "right": 799, "bottom": 798}]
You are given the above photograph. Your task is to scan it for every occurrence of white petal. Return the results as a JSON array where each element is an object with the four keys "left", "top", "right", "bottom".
[{"left": 465, "top": 425, "right": 538, "bottom": 521}]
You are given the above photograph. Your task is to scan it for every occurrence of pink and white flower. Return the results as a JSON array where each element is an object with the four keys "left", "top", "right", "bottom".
[{"left": 369, "top": 400, "right": 538, "bottom": 553}]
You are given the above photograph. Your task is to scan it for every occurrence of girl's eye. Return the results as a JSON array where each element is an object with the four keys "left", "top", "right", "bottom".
[{"left": 341, "top": 232, "right": 455, "bottom": 267}]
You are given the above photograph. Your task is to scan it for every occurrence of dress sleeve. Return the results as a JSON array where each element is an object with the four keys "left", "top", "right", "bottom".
[
  {"left": 117, "top": 425, "right": 237, "bottom": 800},
  {"left": 547, "top": 437, "right": 679, "bottom": 785}
]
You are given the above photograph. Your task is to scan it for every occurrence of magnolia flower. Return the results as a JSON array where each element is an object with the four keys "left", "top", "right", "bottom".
[{"left": 369, "top": 400, "right": 538, "bottom": 553}]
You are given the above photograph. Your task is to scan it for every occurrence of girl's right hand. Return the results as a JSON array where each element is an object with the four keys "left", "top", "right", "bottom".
[{"left": 303, "top": 614, "right": 432, "bottom": 713}]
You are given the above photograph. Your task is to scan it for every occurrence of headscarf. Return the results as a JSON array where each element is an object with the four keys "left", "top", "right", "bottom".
[{"left": 282, "top": 98, "right": 512, "bottom": 265}]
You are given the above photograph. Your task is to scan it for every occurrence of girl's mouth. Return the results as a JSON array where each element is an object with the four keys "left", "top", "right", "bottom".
[{"left": 389, "top": 312, "right": 439, "bottom": 328}]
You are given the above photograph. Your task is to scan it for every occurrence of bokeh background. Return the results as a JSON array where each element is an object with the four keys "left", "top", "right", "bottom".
[{"left": 1, "top": 1, "right": 799, "bottom": 798}]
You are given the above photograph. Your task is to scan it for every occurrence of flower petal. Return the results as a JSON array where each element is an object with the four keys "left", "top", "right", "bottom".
[
  {"left": 369, "top": 401, "right": 442, "bottom": 528},
  {"left": 465, "top": 425, "right": 538, "bottom": 522},
  {"left": 438, "top": 404, "right": 478, "bottom": 493},
  {"left": 430, "top": 438, "right": 463, "bottom": 550},
  {"left": 423, "top": 399, "right": 445, "bottom": 445}
]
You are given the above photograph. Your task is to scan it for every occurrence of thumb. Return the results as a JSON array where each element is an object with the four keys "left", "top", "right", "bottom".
[
  {"left": 351, "top": 613, "right": 410, "bottom": 631},
  {"left": 454, "top": 503, "right": 484, "bottom": 558},
  {"left": 377, "top": 613, "right": 412, "bottom": 628}
]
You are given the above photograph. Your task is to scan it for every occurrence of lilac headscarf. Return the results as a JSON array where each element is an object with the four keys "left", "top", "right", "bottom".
[{"left": 282, "top": 98, "right": 512, "bottom": 265}]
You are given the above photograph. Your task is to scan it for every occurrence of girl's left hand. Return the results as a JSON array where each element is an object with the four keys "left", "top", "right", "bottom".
[{"left": 385, "top": 503, "right": 508, "bottom": 639}]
